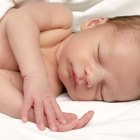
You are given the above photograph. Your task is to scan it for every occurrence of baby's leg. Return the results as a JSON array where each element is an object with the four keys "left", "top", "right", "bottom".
[{"left": 0, "top": 69, "right": 35, "bottom": 122}]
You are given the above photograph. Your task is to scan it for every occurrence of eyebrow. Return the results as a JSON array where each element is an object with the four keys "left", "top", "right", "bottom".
[{"left": 97, "top": 43, "right": 101, "bottom": 63}]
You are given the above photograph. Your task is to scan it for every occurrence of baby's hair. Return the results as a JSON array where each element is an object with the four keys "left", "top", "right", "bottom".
[
  {"left": 107, "top": 15, "right": 140, "bottom": 44},
  {"left": 107, "top": 15, "right": 140, "bottom": 31}
]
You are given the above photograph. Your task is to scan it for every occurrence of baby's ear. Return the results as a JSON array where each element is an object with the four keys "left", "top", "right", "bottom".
[{"left": 80, "top": 18, "right": 108, "bottom": 31}]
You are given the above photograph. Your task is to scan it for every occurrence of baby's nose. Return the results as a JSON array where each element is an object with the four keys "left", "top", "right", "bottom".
[{"left": 85, "top": 64, "right": 104, "bottom": 88}]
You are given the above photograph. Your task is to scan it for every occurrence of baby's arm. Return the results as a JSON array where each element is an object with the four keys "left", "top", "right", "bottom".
[
  {"left": 5, "top": 2, "right": 72, "bottom": 131},
  {"left": 0, "top": 69, "right": 93, "bottom": 132}
]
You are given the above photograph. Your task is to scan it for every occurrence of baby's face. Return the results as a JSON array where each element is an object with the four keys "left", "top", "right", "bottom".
[{"left": 57, "top": 23, "right": 140, "bottom": 102}]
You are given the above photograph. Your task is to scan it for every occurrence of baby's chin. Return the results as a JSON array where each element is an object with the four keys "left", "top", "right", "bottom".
[
  {"left": 66, "top": 90, "right": 77, "bottom": 101},
  {"left": 67, "top": 91, "right": 89, "bottom": 101}
]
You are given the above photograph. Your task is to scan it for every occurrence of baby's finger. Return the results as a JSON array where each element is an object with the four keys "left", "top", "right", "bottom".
[
  {"left": 44, "top": 99, "right": 57, "bottom": 131},
  {"left": 34, "top": 100, "right": 45, "bottom": 131},
  {"left": 75, "top": 110, "right": 94, "bottom": 129},
  {"left": 57, "top": 119, "right": 78, "bottom": 132},
  {"left": 53, "top": 101, "right": 66, "bottom": 124},
  {"left": 21, "top": 98, "right": 33, "bottom": 123}
]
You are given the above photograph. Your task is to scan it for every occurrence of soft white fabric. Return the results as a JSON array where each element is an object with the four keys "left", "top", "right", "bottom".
[
  {"left": 0, "top": 94, "right": 140, "bottom": 140},
  {"left": 0, "top": 0, "right": 15, "bottom": 19}
]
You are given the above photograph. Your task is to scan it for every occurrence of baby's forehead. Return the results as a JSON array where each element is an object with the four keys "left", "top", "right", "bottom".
[
  {"left": 111, "top": 28, "right": 140, "bottom": 52},
  {"left": 113, "top": 26, "right": 140, "bottom": 46}
]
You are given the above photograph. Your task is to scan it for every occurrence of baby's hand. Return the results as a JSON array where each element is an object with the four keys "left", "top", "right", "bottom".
[
  {"left": 21, "top": 75, "right": 65, "bottom": 131},
  {"left": 56, "top": 110, "right": 94, "bottom": 131}
]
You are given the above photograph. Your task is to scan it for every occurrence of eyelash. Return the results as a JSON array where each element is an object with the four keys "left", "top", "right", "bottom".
[
  {"left": 97, "top": 45, "right": 104, "bottom": 101},
  {"left": 100, "top": 82, "right": 104, "bottom": 101},
  {"left": 97, "top": 44, "right": 101, "bottom": 64}
]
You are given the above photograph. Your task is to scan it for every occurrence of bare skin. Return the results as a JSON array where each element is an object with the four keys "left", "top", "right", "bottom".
[{"left": 0, "top": 2, "right": 93, "bottom": 131}]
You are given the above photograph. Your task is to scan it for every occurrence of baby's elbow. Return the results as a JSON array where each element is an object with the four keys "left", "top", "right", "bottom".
[
  {"left": 51, "top": 4, "right": 73, "bottom": 30},
  {"left": 61, "top": 6, "right": 73, "bottom": 29}
]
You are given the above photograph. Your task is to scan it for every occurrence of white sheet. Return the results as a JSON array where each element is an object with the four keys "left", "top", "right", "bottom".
[{"left": 1, "top": 94, "right": 140, "bottom": 140}]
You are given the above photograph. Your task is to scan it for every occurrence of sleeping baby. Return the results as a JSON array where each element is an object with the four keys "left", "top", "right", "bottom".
[{"left": 0, "top": 1, "right": 140, "bottom": 132}]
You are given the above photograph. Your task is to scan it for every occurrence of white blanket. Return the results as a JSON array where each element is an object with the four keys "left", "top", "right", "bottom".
[{"left": 1, "top": 94, "right": 140, "bottom": 140}]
